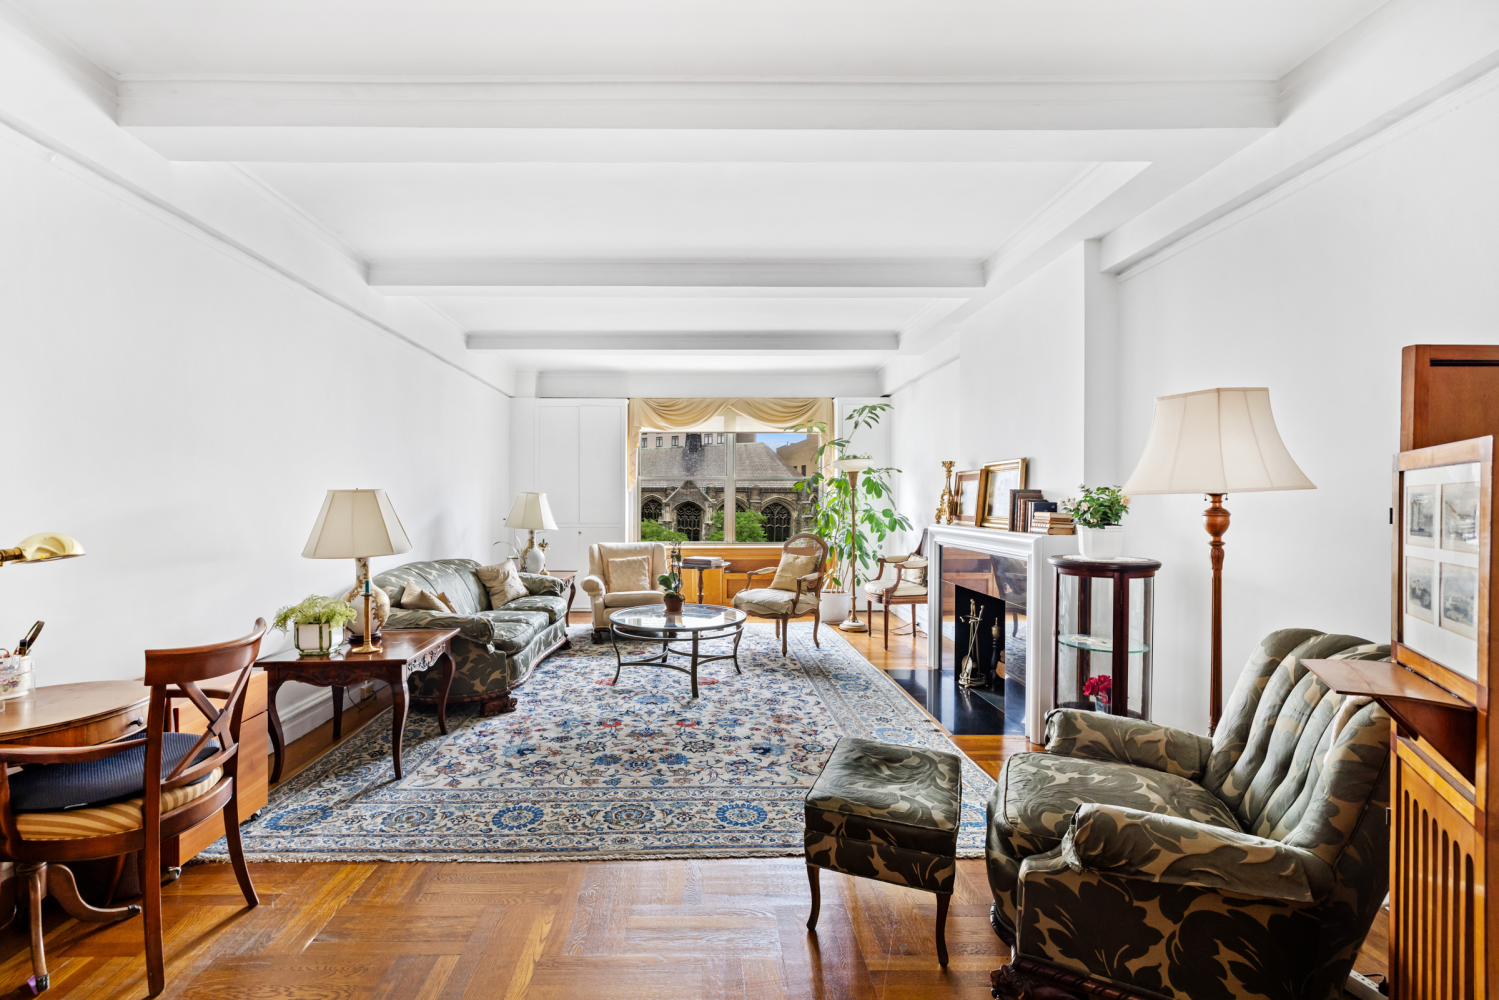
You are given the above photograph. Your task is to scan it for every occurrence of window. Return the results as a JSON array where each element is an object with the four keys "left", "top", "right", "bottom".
[
  {"left": 637, "top": 420, "right": 820, "bottom": 544},
  {"left": 641, "top": 435, "right": 648, "bottom": 449}
]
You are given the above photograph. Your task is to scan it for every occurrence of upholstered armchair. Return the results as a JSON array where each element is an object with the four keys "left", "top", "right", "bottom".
[
  {"left": 732, "top": 532, "right": 828, "bottom": 656},
  {"left": 582, "top": 541, "right": 668, "bottom": 641},
  {"left": 988, "top": 629, "right": 1393, "bottom": 1000},
  {"left": 863, "top": 530, "right": 929, "bottom": 649}
]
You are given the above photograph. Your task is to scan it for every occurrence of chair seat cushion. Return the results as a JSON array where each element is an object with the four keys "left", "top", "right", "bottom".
[
  {"left": 9, "top": 732, "right": 221, "bottom": 813},
  {"left": 864, "top": 578, "right": 927, "bottom": 599},
  {"left": 734, "top": 588, "right": 818, "bottom": 616},
  {"left": 603, "top": 591, "right": 666, "bottom": 609},
  {"left": 804, "top": 738, "right": 962, "bottom": 894},
  {"left": 16, "top": 768, "right": 224, "bottom": 841},
  {"left": 996, "top": 751, "right": 1241, "bottom": 860}
]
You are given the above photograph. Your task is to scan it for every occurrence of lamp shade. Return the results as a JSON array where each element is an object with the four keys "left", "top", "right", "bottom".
[
  {"left": 302, "top": 489, "right": 413, "bottom": 559},
  {"left": 10, "top": 533, "right": 85, "bottom": 563},
  {"left": 505, "top": 492, "right": 558, "bottom": 531},
  {"left": 1121, "top": 387, "right": 1315, "bottom": 495}
]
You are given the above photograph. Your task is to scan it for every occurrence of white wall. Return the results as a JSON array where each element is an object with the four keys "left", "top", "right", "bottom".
[
  {"left": 883, "top": 75, "right": 1499, "bottom": 732},
  {"left": 1116, "top": 75, "right": 1499, "bottom": 731},
  {"left": 0, "top": 130, "right": 509, "bottom": 738}
]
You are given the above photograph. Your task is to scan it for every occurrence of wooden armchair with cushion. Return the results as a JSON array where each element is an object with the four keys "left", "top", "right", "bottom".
[
  {"left": 863, "top": 530, "right": 929, "bottom": 649},
  {"left": 581, "top": 541, "right": 668, "bottom": 641},
  {"left": 732, "top": 532, "right": 829, "bottom": 656},
  {"left": 0, "top": 621, "right": 266, "bottom": 995}
]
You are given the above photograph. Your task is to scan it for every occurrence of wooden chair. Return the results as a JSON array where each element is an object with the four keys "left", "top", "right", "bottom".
[
  {"left": 864, "top": 531, "right": 930, "bottom": 650},
  {"left": 732, "top": 532, "right": 828, "bottom": 656},
  {"left": 0, "top": 620, "right": 267, "bottom": 995}
]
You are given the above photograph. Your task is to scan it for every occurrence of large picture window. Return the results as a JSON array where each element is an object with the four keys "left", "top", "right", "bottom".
[{"left": 637, "top": 424, "right": 821, "bottom": 543}]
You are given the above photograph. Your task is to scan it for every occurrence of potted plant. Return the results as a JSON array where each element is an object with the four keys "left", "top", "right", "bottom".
[
  {"left": 1063, "top": 485, "right": 1131, "bottom": 558},
  {"left": 658, "top": 569, "right": 685, "bottom": 613},
  {"left": 274, "top": 594, "right": 358, "bottom": 656},
  {"left": 787, "top": 405, "right": 913, "bottom": 624}
]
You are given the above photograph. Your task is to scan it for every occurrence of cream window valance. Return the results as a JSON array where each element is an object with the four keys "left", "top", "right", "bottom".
[{"left": 627, "top": 397, "right": 834, "bottom": 486}]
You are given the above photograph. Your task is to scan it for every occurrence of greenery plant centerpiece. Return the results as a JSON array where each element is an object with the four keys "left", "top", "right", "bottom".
[
  {"left": 273, "top": 594, "right": 358, "bottom": 656},
  {"left": 787, "top": 404, "right": 913, "bottom": 623},
  {"left": 1062, "top": 485, "right": 1131, "bottom": 558}
]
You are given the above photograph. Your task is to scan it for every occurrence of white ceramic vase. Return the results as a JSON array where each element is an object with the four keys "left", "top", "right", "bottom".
[
  {"left": 523, "top": 545, "right": 546, "bottom": 574},
  {"left": 1078, "top": 525, "right": 1125, "bottom": 559},
  {"left": 294, "top": 622, "right": 343, "bottom": 656}
]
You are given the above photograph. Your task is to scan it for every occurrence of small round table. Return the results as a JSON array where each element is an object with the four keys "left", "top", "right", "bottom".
[{"left": 608, "top": 604, "right": 748, "bottom": 698}]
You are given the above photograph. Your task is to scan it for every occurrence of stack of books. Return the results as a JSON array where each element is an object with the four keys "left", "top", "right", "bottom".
[
  {"left": 681, "top": 556, "right": 725, "bottom": 568},
  {"left": 1030, "top": 511, "right": 1075, "bottom": 535}
]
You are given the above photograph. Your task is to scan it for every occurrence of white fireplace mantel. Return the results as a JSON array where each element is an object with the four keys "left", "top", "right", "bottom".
[{"left": 925, "top": 523, "right": 1078, "bottom": 739}]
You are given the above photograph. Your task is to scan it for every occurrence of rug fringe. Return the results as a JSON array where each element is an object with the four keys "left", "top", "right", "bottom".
[{"left": 195, "top": 847, "right": 988, "bottom": 864}]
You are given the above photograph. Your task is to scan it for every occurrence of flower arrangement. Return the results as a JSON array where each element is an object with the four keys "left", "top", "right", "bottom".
[
  {"left": 273, "top": 594, "right": 358, "bottom": 632},
  {"left": 1082, "top": 674, "right": 1112, "bottom": 708},
  {"left": 1062, "top": 485, "right": 1131, "bottom": 529}
]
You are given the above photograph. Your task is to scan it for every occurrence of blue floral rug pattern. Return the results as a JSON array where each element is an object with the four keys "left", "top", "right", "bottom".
[{"left": 201, "top": 623, "right": 995, "bottom": 863}]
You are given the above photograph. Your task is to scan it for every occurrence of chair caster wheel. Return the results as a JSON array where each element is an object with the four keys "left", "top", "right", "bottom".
[{"left": 28, "top": 973, "right": 49, "bottom": 994}]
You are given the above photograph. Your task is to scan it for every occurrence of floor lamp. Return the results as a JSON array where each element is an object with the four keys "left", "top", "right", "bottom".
[{"left": 1121, "top": 387, "right": 1314, "bottom": 735}]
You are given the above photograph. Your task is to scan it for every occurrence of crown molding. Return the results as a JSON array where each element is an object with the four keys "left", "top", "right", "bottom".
[
  {"left": 467, "top": 331, "right": 898, "bottom": 352},
  {"left": 117, "top": 76, "right": 1278, "bottom": 131}
]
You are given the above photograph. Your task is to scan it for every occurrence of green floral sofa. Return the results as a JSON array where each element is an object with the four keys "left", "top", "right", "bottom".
[
  {"left": 989, "top": 628, "right": 1392, "bottom": 1000},
  {"left": 374, "top": 558, "right": 571, "bottom": 715}
]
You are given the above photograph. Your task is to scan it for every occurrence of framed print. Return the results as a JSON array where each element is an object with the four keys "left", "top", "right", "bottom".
[
  {"left": 1440, "top": 562, "right": 1479, "bottom": 640},
  {"left": 1405, "top": 556, "right": 1435, "bottom": 623},
  {"left": 1395, "top": 442, "right": 1487, "bottom": 688},
  {"left": 1441, "top": 481, "right": 1480, "bottom": 553},
  {"left": 955, "top": 469, "right": 982, "bottom": 527},
  {"left": 1406, "top": 484, "right": 1436, "bottom": 547},
  {"left": 980, "top": 459, "right": 1028, "bottom": 530}
]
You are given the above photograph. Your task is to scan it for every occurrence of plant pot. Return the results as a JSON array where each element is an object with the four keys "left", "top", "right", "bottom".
[
  {"left": 820, "top": 592, "right": 850, "bottom": 622},
  {"left": 663, "top": 594, "right": 685, "bottom": 614},
  {"left": 1078, "top": 525, "right": 1124, "bottom": 559},
  {"left": 294, "top": 623, "right": 343, "bottom": 656}
]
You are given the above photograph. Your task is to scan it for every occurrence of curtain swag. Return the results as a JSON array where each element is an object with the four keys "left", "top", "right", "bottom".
[{"left": 627, "top": 397, "right": 834, "bottom": 487}]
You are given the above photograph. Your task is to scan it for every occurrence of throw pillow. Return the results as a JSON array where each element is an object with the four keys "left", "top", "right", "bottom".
[
  {"left": 902, "top": 555, "right": 929, "bottom": 587},
  {"left": 606, "top": 556, "right": 653, "bottom": 593},
  {"left": 476, "top": 561, "right": 529, "bottom": 608},
  {"left": 769, "top": 552, "right": 820, "bottom": 592},
  {"left": 400, "top": 583, "right": 455, "bottom": 613}
]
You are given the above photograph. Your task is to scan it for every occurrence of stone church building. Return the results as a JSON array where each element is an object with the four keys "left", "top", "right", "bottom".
[{"left": 638, "top": 432, "right": 817, "bottom": 541}]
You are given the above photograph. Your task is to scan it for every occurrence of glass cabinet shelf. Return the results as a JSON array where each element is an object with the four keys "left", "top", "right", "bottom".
[{"left": 1058, "top": 633, "right": 1150, "bottom": 655}]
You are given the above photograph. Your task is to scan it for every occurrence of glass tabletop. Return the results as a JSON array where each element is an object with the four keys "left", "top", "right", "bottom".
[{"left": 610, "top": 604, "right": 747, "bottom": 632}]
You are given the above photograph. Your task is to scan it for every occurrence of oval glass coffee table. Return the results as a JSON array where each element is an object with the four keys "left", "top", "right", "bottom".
[{"left": 608, "top": 604, "right": 748, "bottom": 698}]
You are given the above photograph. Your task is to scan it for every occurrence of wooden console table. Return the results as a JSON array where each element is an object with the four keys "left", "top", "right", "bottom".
[{"left": 259, "top": 628, "right": 458, "bottom": 782}]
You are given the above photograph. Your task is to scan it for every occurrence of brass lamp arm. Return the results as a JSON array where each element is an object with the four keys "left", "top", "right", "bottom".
[{"left": 0, "top": 548, "right": 23, "bottom": 565}]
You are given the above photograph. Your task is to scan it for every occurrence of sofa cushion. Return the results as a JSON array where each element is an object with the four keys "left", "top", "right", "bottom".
[
  {"left": 372, "top": 559, "right": 486, "bottom": 614},
  {"left": 476, "top": 610, "right": 543, "bottom": 654},
  {"left": 606, "top": 556, "right": 653, "bottom": 593},
  {"left": 995, "top": 751, "right": 1240, "bottom": 861},
  {"left": 520, "top": 574, "right": 568, "bottom": 597},
  {"left": 400, "top": 583, "right": 455, "bottom": 612},
  {"left": 498, "top": 594, "right": 569, "bottom": 624},
  {"left": 735, "top": 587, "right": 818, "bottom": 616},
  {"left": 476, "top": 561, "right": 528, "bottom": 608}
]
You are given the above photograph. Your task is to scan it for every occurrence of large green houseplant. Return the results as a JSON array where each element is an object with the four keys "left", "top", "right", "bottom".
[{"left": 787, "top": 404, "right": 912, "bottom": 621}]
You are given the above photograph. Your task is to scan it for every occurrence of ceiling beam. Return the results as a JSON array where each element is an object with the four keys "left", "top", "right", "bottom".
[
  {"left": 117, "top": 78, "right": 1278, "bottom": 132},
  {"left": 372, "top": 258, "right": 985, "bottom": 295},
  {"left": 467, "top": 331, "right": 898, "bottom": 351}
]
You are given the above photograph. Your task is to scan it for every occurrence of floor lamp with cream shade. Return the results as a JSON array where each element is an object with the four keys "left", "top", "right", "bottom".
[
  {"left": 303, "top": 489, "right": 412, "bottom": 653},
  {"left": 1121, "top": 387, "right": 1314, "bottom": 734}
]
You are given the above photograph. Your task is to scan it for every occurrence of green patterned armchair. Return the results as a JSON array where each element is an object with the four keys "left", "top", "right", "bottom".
[
  {"left": 988, "top": 629, "right": 1392, "bottom": 1000},
  {"left": 374, "top": 558, "right": 572, "bottom": 715}
]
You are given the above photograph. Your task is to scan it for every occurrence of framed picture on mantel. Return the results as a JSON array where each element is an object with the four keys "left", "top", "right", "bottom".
[
  {"left": 955, "top": 469, "right": 983, "bottom": 527},
  {"left": 980, "top": 459, "right": 1028, "bottom": 530}
]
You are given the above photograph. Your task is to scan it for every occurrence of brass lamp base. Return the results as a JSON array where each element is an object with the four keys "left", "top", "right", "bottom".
[{"left": 351, "top": 558, "right": 382, "bottom": 655}]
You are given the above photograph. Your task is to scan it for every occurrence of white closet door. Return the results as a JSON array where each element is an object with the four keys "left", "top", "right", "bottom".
[{"left": 525, "top": 398, "right": 628, "bottom": 573}]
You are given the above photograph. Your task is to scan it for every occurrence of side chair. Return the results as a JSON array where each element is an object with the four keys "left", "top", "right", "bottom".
[
  {"left": 864, "top": 530, "right": 930, "bottom": 650},
  {"left": 732, "top": 532, "right": 828, "bottom": 655},
  {"left": 0, "top": 620, "right": 268, "bottom": 995}
]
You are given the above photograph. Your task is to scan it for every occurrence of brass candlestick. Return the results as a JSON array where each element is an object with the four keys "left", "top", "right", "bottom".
[{"left": 936, "top": 461, "right": 956, "bottom": 525}]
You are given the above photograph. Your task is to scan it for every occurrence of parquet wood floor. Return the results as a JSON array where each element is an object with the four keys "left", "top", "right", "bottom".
[{"left": 0, "top": 612, "right": 1385, "bottom": 998}]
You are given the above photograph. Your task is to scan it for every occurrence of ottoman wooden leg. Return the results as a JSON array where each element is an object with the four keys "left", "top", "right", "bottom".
[
  {"left": 806, "top": 864, "right": 821, "bottom": 931},
  {"left": 935, "top": 892, "right": 950, "bottom": 966}
]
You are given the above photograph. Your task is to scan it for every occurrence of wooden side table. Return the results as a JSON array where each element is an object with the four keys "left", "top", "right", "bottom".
[
  {"left": 259, "top": 628, "right": 459, "bottom": 782},
  {"left": 546, "top": 570, "right": 578, "bottom": 615}
]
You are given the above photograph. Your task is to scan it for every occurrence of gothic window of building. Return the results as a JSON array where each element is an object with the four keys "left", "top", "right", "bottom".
[
  {"left": 763, "top": 501, "right": 793, "bottom": 542},
  {"left": 641, "top": 497, "right": 662, "bottom": 522},
  {"left": 674, "top": 502, "right": 702, "bottom": 541}
]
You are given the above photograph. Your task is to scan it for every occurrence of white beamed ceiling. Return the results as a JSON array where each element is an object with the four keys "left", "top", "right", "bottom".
[{"left": 5, "top": 0, "right": 1400, "bottom": 384}]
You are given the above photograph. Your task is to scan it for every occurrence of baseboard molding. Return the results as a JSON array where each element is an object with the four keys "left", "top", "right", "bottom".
[{"left": 273, "top": 679, "right": 384, "bottom": 746}]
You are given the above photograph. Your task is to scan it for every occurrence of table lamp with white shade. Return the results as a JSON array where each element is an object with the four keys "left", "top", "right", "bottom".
[
  {"left": 303, "top": 489, "right": 412, "bottom": 653},
  {"left": 506, "top": 492, "right": 557, "bottom": 574},
  {"left": 1121, "top": 387, "right": 1314, "bottom": 734}
]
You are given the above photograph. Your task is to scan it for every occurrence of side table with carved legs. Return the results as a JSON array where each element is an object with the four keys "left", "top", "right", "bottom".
[{"left": 259, "top": 628, "right": 460, "bottom": 782}]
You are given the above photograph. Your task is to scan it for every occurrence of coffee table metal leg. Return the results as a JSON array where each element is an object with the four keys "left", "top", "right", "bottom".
[
  {"left": 267, "top": 674, "right": 288, "bottom": 784},
  {"left": 609, "top": 628, "right": 626, "bottom": 686},
  {"left": 731, "top": 624, "right": 744, "bottom": 674},
  {"left": 390, "top": 667, "right": 410, "bottom": 780},
  {"left": 690, "top": 632, "right": 700, "bottom": 698}
]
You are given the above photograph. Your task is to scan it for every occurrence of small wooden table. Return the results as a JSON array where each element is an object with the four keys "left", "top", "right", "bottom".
[
  {"left": 259, "top": 628, "right": 459, "bottom": 782},
  {"left": 547, "top": 570, "right": 578, "bottom": 614}
]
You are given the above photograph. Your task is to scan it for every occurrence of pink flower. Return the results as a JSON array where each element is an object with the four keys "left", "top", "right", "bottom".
[{"left": 1082, "top": 675, "right": 1113, "bottom": 698}]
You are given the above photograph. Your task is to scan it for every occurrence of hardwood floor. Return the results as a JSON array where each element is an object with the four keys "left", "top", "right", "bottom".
[{"left": 0, "top": 612, "right": 1385, "bottom": 998}]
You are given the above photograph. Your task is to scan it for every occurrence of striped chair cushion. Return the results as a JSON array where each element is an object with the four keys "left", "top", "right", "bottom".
[{"left": 16, "top": 768, "right": 223, "bottom": 841}]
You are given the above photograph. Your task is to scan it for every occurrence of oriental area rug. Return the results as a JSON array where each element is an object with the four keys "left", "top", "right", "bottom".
[{"left": 200, "top": 623, "right": 995, "bottom": 863}]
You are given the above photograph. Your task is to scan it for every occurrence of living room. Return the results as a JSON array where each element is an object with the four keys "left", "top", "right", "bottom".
[{"left": 2, "top": 2, "right": 1497, "bottom": 998}]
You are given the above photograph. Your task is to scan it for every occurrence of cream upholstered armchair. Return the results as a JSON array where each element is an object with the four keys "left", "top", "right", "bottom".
[
  {"left": 863, "top": 531, "right": 929, "bottom": 650},
  {"left": 732, "top": 532, "right": 828, "bottom": 656},
  {"left": 582, "top": 541, "right": 668, "bottom": 641}
]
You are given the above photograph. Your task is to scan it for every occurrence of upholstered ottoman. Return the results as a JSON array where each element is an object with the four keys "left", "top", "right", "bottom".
[{"left": 803, "top": 737, "right": 963, "bottom": 966}]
